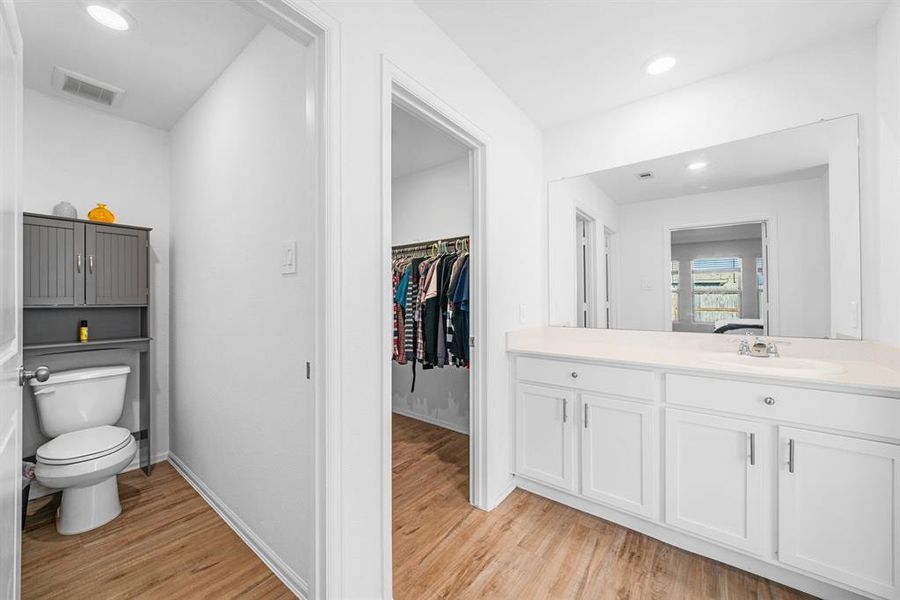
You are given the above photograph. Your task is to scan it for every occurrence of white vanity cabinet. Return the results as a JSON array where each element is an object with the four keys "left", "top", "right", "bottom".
[
  {"left": 778, "top": 427, "right": 900, "bottom": 600},
  {"left": 514, "top": 356, "right": 659, "bottom": 515},
  {"left": 581, "top": 394, "right": 656, "bottom": 517},
  {"left": 515, "top": 383, "right": 576, "bottom": 491},
  {"left": 510, "top": 347, "right": 900, "bottom": 600},
  {"left": 665, "top": 409, "right": 766, "bottom": 555}
]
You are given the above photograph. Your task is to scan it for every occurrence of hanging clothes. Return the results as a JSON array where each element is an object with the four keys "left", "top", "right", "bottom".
[{"left": 391, "top": 238, "right": 471, "bottom": 385}]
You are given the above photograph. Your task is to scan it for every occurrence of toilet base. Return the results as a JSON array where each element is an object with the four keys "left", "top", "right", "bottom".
[{"left": 56, "top": 476, "right": 122, "bottom": 535}]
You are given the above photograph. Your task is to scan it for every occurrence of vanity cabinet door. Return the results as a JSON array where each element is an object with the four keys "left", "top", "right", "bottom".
[
  {"left": 23, "top": 215, "right": 84, "bottom": 306},
  {"left": 778, "top": 428, "right": 900, "bottom": 600},
  {"left": 665, "top": 409, "right": 766, "bottom": 555},
  {"left": 515, "top": 383, "right": 576, "bottom": 492},
  {"left": 581, "top": 394, "right": 656, "bottom": 517},
  {"left": 85, "top": 224, "right": 148, "bottom": 305}
]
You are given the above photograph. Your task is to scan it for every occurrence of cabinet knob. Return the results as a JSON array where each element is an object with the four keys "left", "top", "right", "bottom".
[
  {"left": 763, "top": 396, "right": 776, "bottom": 406},
  {"left": 571, "top": 371, "right": 578, "bottom": 379}
]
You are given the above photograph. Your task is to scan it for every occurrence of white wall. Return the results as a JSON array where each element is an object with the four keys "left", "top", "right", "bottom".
[
  {"left": 392, "top": 157, "right": 471, "bottom": 433},
  {"left": 21, "top": 88, "right": 170, "bottom": 462},
  {"left": 169, "top": 26, "right": 313, "bottom": 591},
  {"left": 544, "top": 31, "right": 887, "bottom": 342},
  {"left": 617, "top": 177, "right": 829, "bottom": 339},
  {"left": 548, "top": 176, "right": 619, "bottom": 327},
  {"left": 877, "top": 0, "right": 900, "bottom": 347},
  {"left": 392, "top": 158, "right": 471, "bottom": 243},
  {"left": 317, "top": 0, "right": 545, "bottom": 595}
]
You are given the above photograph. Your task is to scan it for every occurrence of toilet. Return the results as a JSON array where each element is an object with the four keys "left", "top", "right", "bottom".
[{"left": 30, "top": 365, "right": 136, "bottom": 535}]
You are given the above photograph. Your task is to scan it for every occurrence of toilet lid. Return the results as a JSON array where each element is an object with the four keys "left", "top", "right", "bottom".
[{"left": 37, "top": 425, "right": 133, "bottom": 465}]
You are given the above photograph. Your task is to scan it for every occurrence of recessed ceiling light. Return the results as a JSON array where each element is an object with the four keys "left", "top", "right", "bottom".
[
  {"left": 86, "top": 4, "right": 132, "bottom": 31},
  {"left": 644, "top": 56, "right": 676, "bottom": 75},
  {"left": 687, "top": 161, "right": 708, "bottom": 171}
]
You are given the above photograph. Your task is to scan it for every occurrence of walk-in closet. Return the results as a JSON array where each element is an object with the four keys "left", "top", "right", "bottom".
[{"left": 390, "top": 103, "right": 475, "bottom": 594}]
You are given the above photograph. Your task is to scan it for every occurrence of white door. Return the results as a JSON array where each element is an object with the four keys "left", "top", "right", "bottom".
[
  {"left": 0, "top": 3, "right": 23, "bottom": 597},
  {"left": 779, "top": 427, "right": 900, "bottom": 600},
  {"left": 581, "top": 394, "right": 655, "bottom": 517},
  {"left": 515, "top": 383, "right": 575, "bottom": 491},
  {"left": 665, "top": 409, "right": 766, "bottom": 555}
]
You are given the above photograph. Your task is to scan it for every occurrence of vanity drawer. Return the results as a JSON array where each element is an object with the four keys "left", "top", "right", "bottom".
[
  {"left": 666, "top": 374, "right": 900, "bottom": 439},
  {"left": 516, "top": 356, "right": 656, "bottom": 400}
]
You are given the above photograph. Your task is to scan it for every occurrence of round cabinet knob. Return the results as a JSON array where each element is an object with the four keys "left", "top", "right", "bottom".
[
  {"left": 763, "top": 396, "right": 776, "bottom": 406},
  {"left": 571, "top": 371, "right": 579, "bottom": 379}
]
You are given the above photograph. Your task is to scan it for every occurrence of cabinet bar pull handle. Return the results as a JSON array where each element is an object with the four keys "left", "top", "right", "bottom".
[
  {"left": 88, "top": 255, "right": 95, "bottom": 273},
  {"left": 788, "top": 439, "right": 795, "bottom": 473},
  {"left": 584, "top": 403, "right": 588, "bottom": 428},
  {"left": 76, "top": 254, "right": 82, "bottom": 273},
  {"left": 749, "top": 432, "right": 756, "bottom": 466},
  {"left": 562, "top": 398, "right": 568, "bottom": 423}
]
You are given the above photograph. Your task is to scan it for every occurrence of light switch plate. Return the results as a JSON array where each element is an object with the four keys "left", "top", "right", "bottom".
[{"left": 281, "top": 240, "right": 297, "bottom": 275}]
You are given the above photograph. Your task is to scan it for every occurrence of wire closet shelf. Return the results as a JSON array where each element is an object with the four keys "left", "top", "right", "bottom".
[{"left": 391, "top": 235, "right": 469, "bottom": 258}]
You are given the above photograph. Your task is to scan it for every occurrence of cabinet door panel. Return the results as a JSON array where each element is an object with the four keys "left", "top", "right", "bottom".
[
  {"left": 86, "top": 224, "right": 147, "bottom": 305},
  {"left": 23, "top": 216, "right": 82, "bottom": 306},
  {"left": 665, "top": 409, "right": 766, "bottom": 555},
  {"left": 582, "top": 394, "right": 655, "bottom": 517},
  {"left": 779, "top": 428, "right": 900, "bottom": 600},
  {"left": 516, "top": 383, "right": 575, "bottom": 491}
]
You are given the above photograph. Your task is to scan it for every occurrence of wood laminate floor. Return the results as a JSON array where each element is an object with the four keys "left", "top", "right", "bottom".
[
  {"left": 392, "top": 413, "right": 815, "bottom": 600},
  {"left": 22, "top": 461, "right": 292, "bottom": 600}
]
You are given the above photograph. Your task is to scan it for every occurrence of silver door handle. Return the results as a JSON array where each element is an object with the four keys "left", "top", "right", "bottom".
[
  {"left": 88, "top": 255, "right": 95, "bottom": 273},
  {"left": 562, "top": 398, "right": 568, "bottom": 423},
  {"left": 19, "top": 365, "right": 50, "bottom": 387},
  {"left": 76, "top": 254, "right": 82, "bottom": 273},
  {"left": 788, "top": 439, "right": 795, "bottom": 473},
  {"left": 763, "top": 396, "right": 776, "bottom": 406},
  {"left": 749, "top": 432, "right": 756, "bottom": 466},
  {"left": 570, "top": 371, "right": 578, "bottom": 379},
  {"left": 584, "top": 403, "right": 588, "bottom": 428}
]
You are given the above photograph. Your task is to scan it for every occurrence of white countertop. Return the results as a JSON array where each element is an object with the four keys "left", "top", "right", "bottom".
[{"left": 507, "top": 327, "right": 900, "bottom": 396}]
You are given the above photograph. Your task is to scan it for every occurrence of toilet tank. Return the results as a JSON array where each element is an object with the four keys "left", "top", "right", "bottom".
[{"left": 29, "top": 365, "right": 131, "bottom": 437}]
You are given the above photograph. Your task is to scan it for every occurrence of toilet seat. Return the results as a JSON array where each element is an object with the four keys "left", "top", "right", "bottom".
[{"left": 37, "top": 425, "right": 133, "bottom": 466}]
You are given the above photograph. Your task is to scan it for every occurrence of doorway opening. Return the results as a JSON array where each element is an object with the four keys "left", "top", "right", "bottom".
[
  {"left": 576, "top": 211, "right": 596, "bottom": 328},
  {"left": 666, "top": 221, "right": 771, "bottom": 335},
  {"left": 383, "top": 65, "right": 488, "bottom": 599}
]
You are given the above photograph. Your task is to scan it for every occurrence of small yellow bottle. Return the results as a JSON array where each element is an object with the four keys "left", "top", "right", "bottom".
[{"left": 79, "top": 320, "right": 89, "bottom": 342}]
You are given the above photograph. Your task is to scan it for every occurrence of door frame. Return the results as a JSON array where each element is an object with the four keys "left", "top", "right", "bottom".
[
  {"left": 662, "top": 217, "right": 779, "bottom": 335},
  {"left": 380, "top": 57, "right": 490, "bottom": 596},
  {"left": 0, "top": 1, "right": 23, "bottom": 596},
  {"left": 574, "top": 209, "right": 598, "bottom": 328},
  {"left": 243, "top": 2, "right": 342, "bottom": 598}
]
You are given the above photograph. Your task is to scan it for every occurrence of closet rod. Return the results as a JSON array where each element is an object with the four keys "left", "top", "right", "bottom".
[{"left": 391, "top": 235, "right": 469, "bottom": 252}]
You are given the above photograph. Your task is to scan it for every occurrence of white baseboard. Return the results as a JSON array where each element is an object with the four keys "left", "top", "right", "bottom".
[
  {"left": 168, "top": 453, "right": 308, "bottom": 599},
  {"left": 27, "top": 450, "right": 170, "bottom": 500},
  {"left": 392, "top": 407, "right": 469, "bottom": 435}
]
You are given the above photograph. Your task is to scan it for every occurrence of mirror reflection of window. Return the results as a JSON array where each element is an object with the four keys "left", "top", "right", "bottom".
[{"left": 691, "top": 258, "right": 742, "bottom": 323}]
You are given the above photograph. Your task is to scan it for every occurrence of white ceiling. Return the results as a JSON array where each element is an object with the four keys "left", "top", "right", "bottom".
[
  {"left": 392, "top": 105, "right": 468, "bottom": 178},
  {"left": 16, "top": 0, "right": 266, "bottom": 130},
  {"left": 416, "top": 0, "right": 888, "bottom": 129},
  {"left": 589, "top": 119, "right": 831, "bottom": 205},
  {"left": 672, "top": 223, "right": 762, "bottom": 246}
]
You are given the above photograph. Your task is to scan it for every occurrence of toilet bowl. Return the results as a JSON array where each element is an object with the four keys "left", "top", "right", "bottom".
[{"left": 29, "top": 365, "right": 134, "bottom": 535}]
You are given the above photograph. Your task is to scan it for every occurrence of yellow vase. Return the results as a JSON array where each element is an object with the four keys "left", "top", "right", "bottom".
[{"left": 88, "top": 203, "right": 115, "bottom": 223}]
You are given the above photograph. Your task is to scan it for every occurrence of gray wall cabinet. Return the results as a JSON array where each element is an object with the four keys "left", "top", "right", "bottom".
[{"left": 24, "top": 213, "right": 149, "bottom": 307}]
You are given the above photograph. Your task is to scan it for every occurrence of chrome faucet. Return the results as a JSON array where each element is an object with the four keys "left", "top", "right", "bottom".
[{"left": 738, "top": 336, "right": 779, "bottom": 358}]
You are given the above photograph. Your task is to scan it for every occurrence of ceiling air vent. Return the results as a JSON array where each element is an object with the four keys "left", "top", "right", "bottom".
[
  {"left": 636, "top": 171, "right": 654, "bottom": 180},
  {"left": 51, "top": 66, "right": 125, "bottom": 108}
]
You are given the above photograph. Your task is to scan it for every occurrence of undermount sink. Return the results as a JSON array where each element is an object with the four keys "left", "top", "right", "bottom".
[{"left": 701, "top": 352, "right": 845, "bottom": 377}]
